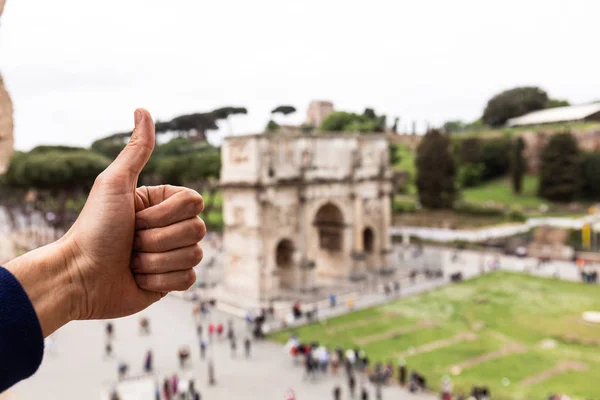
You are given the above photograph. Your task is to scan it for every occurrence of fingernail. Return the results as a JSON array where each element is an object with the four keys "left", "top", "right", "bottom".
[
  {"left": 134, "top": 109, "right": 143, "bottom": 126},
  {"left": 135, "top": 219, "right": 148, "bottom": 230}
]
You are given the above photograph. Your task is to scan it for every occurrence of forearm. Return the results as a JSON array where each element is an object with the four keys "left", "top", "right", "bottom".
[{"left": 5, "top": 238, "right": 80, "bottom": 337}]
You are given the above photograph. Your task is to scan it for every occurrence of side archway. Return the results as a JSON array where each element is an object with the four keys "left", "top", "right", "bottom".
[{"left": 275, "top": 239, "right": 296, "bottom": 289}]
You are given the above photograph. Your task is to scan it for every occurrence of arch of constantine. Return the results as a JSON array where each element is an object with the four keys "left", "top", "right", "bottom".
[{"left": 220, "top": 133, "right": 393, "bottom": 305}]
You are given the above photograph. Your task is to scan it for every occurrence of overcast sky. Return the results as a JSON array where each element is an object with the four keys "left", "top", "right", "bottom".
[{"left": 1, "top": 0, "right": 599, "bottom": 150}]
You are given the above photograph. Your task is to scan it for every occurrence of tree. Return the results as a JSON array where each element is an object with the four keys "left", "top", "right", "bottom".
[
  {"left": 4, "top": 149, "right": 110, "bottom": 229},
  {"left": 545, "top": 98, "right": 570, "bottom": 109},
  {"left": 320, "top": 109, "right": 386, "bottom": 133},
  {"left": 416, "top": 129, "right": 456, "bottom": 209},
  {"left": 443, "top": 120, "right": 466, "bottom": 134},
  {"left": 271, "top": 105, "right": 296, "bottom": 116},
  {"left": 483, "top": 86, "right": 549, "bottom": 126},
  {"left": 510, "top": 136, "right": 526, "bottom": 194},
  {"left": 459, "top": 137, "right": 482, "bottom": 165},
  {"left": 266, "top": 120, "right": 280, "bottom": 131},
  {"left": 538, "top": 132, "right": 582, "bottom": 202},
  {"left": 480, "top": 138, "right": 511, "bottom": 180},
  {"left": 391, "top": 117, "right": 400, "bottom": 133},
  {"left": 580, "top": 152, "right": 600, "bottom": 200}
]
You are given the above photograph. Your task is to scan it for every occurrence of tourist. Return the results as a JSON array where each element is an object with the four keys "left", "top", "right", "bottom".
[
  {"left": 144, "top": 349, "right": 153, "bottom": 373},
  {"left": 227, "top": 319, "right": 235, "bottom": 340},
  {"left": 330, "top": 349, "right": 340, "bottom": 375},
  {"left": 348, "top": 375, "right": 356, "bottom": 398},
  {"left": 244, "top": 337, "right": 251, "bottom": 358},
  {"left": 384, "top": 284, "right": 391, "bottom": 296},
  {"left": 360, "top": 386, "right": 369, "bottom": 400},
  {"left": 329, "top": 293, "right": 337, "bottom": 308},
  {"left": 178, "top": 346, "right": 190, "bottom": 369},
  {"left": 106, "top": 322, "right": 114, "bottom": 340},
  {"left": 139, "top": 317, "right": 150, "bottom": 335},
  {"left": 200, "top": 337, "right": 207, "bottom": 359},
  {"left": 230, "top": 337, "right": 237, "bottom": 358},
  {"left": 105, "top": 341, "right": 113, "bottom": 358},
  {"left": 171, "top": 375, "right": 179, "bottom": 395},
  {"left": 333, "top": 385, "right": 342, "bottom": 400},
  {"left": 109, "top": 389, "right": 121, "bottom": 400},
  {"left": 208, "top": 359, "right": 216, "bottom": 385},
  {"left": 317, "top": 345, "right": 330, "bottom": 373},
  {"left": 216, "top": 322, "right": 224, "bottom": 339},
  {"left": 398, "top": 361, "right": 407, "bottom": 386},
  {"left": 245, "top": 311, "right": 254, "bottom": 328},
  {"left": 163, "top": 378, "right": 172, "bottom": 400},
  {"left": 347, "top": 297, "right": 355, "bottom": 310},
  {"left": 208, "top": 323, "right": 215, "bottom": 341},
  {"left": 293, "top": 301, "right": 302, "bottom": 319},
  {"left": 118, "top": 362, "right": 128, "bottom": 380},
  {"left": 393, "top": 281, "right": 400, "bottom": 296},
  {"left": 441, "top": 376, "right": 453, "bottom": 400},
  {"left": 196, "top": 322, "right": 203, "bottom": 337},
  {"left": 188, "top": 379, "right": 196, "bottom": 399}
]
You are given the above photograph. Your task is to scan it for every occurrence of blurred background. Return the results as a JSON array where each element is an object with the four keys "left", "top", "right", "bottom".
[{"left": 1, "top": 1, "right": 599, "bottom": 400}]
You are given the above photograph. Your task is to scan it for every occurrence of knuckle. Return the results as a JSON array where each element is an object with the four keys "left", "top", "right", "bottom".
[
  {"left": 183, "top": 269, "right": 196, "bottom": 289},
  {"left": 191, "top": 217, "right": 206, "bottom": 242},
  {"left": 187, "top": 190, "right": 204, "bottom": 215},
  {"left": 191, "top": 245, "right": 204, "bottom": 265}
]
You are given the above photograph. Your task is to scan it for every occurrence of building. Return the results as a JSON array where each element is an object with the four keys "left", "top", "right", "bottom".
[
  {"left": 0, "top": 1, "right": 13, "bottom": 175},
  {"left": 219, "top": 133, "right": 393, "bottom": 306},
  {"left": 306, "top": 100, "right": 334, "bottom": 128},
  {"left": 507, "top": 104, "right": 600, "bottom": 127}
]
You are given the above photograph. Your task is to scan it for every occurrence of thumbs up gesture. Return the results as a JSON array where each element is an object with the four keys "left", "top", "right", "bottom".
[
  {"left": 6, "top": 109, "right": 206, "bottom": 336},
  {"left": 69, "top": 109, "right": 206, "bottom": 319}
]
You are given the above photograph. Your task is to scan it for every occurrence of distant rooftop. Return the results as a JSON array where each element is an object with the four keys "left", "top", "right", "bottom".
[{"left": 507, "top": 103, "right": 600, "bottom": 127}]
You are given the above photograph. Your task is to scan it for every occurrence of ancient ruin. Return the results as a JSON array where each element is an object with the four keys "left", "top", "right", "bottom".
[{"left": 219, "top": 133, "right": 393, "bottom": 305}]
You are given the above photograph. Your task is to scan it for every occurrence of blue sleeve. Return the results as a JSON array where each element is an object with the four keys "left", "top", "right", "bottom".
[{"left": 0, "top": 266, "right": 44, "bottom": 392}]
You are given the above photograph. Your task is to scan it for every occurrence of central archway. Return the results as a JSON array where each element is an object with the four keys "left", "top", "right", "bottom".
[
  {"left": 314, "top": 203, "right": 344, "bottom": 252},
  {"left": 275, "top": 239, "right": 295, "bottom": 289}
]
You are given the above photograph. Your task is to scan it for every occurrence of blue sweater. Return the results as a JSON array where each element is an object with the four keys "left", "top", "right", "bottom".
[{"left": 0, "top": 267, "right": 44, "bottom": 392}]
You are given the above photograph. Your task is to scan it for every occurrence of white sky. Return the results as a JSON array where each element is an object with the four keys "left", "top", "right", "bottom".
[{"left": 1, "top": 0, "right": 599, "bottom": 150}]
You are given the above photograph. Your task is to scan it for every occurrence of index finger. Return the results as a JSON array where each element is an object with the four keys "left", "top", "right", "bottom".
[{"left": 135, "top": 189, "right": 204, "bottom": 229}]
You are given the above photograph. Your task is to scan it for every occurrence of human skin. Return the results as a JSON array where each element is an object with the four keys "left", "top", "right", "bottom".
[{"left": 5, "top": 109, "right": 206, "bottom": 337}]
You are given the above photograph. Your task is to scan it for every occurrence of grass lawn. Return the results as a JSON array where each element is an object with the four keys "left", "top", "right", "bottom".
[
  {"left": 270, "top": 272, "right": 600, "bottom": 400},
  {"left": 461, "top": 176, "right": 547, "bottom": 210}
]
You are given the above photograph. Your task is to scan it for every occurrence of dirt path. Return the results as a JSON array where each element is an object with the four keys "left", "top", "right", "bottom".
[
  {"left": 520, "top": 361, "right": 588, "bottom": 386},
  {"left": 354, "top": 321, "right": 437, "bottom": 345},
  {"left": 452, "top": 343, "right": 527, "bottom": 370},
  {"left": 325, "top": 312, "right": 403, "bottom": 334},
  {"left": 395, "top": 332, "right": 478, "bottom": 358}
]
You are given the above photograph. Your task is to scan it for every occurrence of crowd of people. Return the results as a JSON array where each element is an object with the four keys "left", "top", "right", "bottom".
[{"left": 105, "top": 297, "right": 266, "bottom": 400}]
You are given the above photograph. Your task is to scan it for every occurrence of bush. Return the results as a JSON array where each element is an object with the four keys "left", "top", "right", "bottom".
[
  {"left": 480, "top": 138, "right": 511, "bottom": 180},
  {"left": 392, "top": 198, "right": 417, "bottom": 213},
  {"left": 506, "top": 207, "right": 527, "bottom": 222},
  {"left": 453, "top": 201, "right": 504, "bottom": 217},
  {"left": 266, "top": 120, "right": 280, "bottom": 131},
  {"left": 538, "top": 132, "right": 582, "bottom": 202},
  {"left": 457, "top": 163, "right": 485, "bottom": 188},
  {"left": 459, "top": 137, "right": 482, "bottom": 164},
  {"left": 483, "top": 86, "right": 549, "bottom": 126},
  {"left": 581, "top": 152, "right": 600, "bottom": 199}
]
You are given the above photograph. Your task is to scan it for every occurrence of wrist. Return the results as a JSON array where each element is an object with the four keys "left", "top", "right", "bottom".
[{"left": 5, "top": 237, "right": 83, "bottom": 337}]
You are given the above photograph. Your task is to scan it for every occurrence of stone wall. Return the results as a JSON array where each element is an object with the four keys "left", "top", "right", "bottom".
[{"left": 0, "top": 0, "right": 14, "bottom": 174}]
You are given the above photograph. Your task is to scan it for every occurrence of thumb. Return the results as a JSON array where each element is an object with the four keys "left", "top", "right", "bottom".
[{"left": 109, "top": 108, "right": 155, "bottom": 180}]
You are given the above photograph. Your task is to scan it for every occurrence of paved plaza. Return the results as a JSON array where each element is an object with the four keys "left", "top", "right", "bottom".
[{"left": 3, "top": 246, "right": 592, "bottom": 400}]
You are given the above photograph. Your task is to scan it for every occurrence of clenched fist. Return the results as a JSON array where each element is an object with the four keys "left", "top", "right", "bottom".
[{"left": 6, "top": 109, "right": 206, "bottom": 336}]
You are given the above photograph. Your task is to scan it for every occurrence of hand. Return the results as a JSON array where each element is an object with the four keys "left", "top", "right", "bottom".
[{"left": 6, "top": 109, "right": 206, "bottom": 336}]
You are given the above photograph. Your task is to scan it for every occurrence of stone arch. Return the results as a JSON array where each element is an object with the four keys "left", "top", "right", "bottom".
[
  {"left": 314, "top": 202, "right": 344, "bottom": 252},
  {"left": 363, "top": 227, "right": 375, "bottom": 253},
  {"left": 275, "top": 238, "right": 295, "bottom": 289}
]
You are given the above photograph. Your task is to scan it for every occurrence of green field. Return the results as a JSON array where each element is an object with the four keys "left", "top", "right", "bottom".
[
  {"left": 461, "top": 176, "right": 545, "bottom": 209},
  {"left": 271, "top": 272, "right": 600, "bottom": 399}
]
